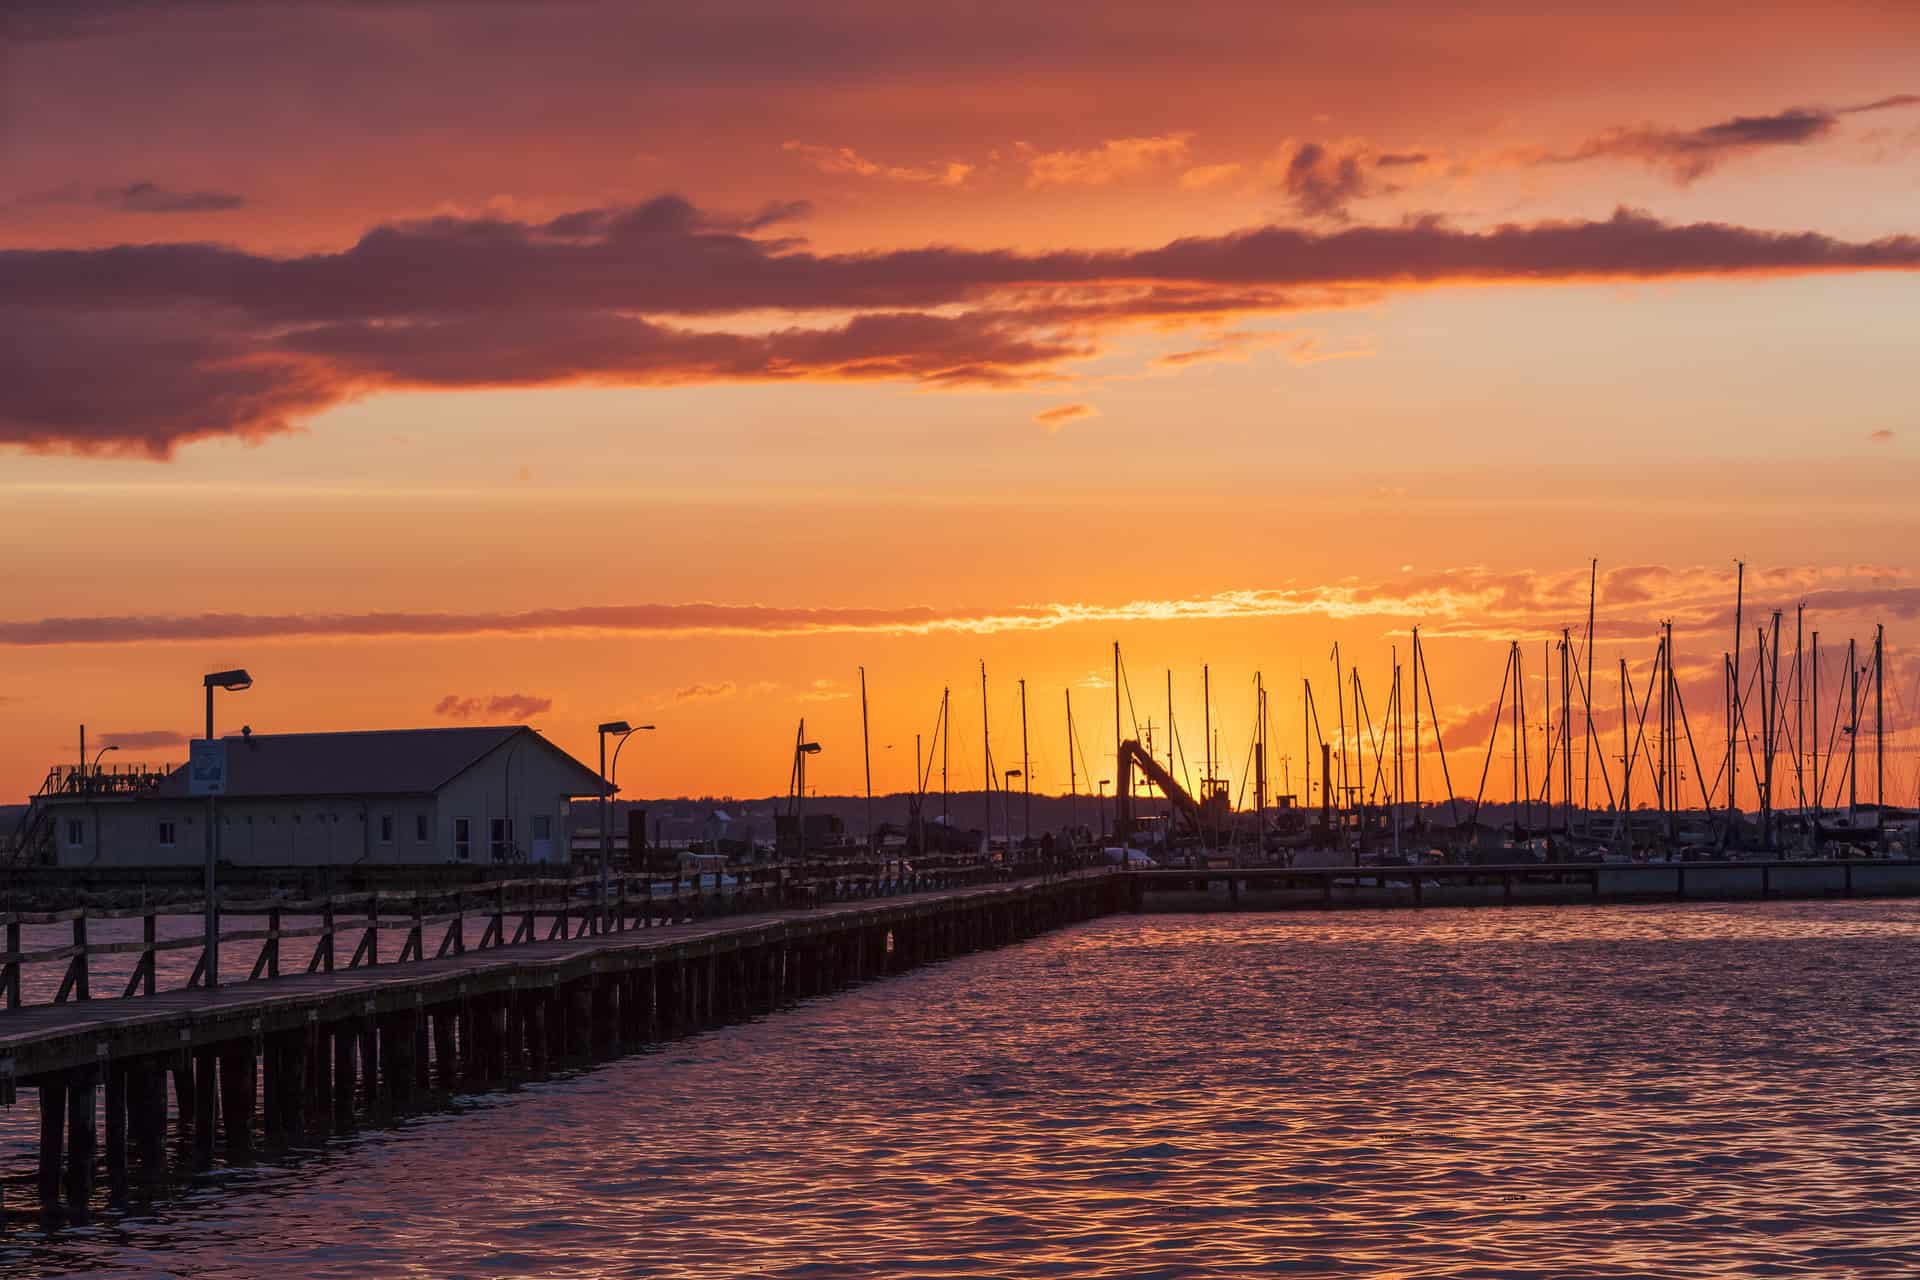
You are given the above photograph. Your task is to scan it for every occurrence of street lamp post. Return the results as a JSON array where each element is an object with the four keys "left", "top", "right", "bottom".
[
  {"left": 792, "top": 735, "right": 822, "bottom": 901},
  {"left": 596, "top": 721, "right": 652, "bottom": 935},
  {"left": 201, "top": 668, "right": 252, "bottom": 988},
  {"left": 91, "top": 743, "right": 119, "bottom": 783}
]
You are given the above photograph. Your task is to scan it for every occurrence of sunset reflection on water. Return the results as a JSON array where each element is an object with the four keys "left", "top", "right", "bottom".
[{"left": 6, "top": 900, "right": 1920, "bottom": 1278}]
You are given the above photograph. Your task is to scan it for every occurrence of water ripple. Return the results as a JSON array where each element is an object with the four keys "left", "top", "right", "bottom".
[{"left": 5, "top": 899, "right": 1920, "bottom": 1276}]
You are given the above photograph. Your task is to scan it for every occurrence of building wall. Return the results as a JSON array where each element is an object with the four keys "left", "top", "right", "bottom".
[
  {"left": 49, "top": 734, "right": 593, "bottom": 867},
  {"left": 434, "top": 737, "right": 584, "bottom": 866},
  {"left": 55, "top": 795, "right": 439, "bottom": 868}
]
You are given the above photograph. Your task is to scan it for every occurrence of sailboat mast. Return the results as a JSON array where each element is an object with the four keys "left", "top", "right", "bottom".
[
  {"left": 981, "top": 660, "right": 992, "bottom": 844},
  {"left": 1563, "top": 628, "right": 1574, "bottom": 838},
  {"left": 1019, "top": 677, "right": 1030, "bottom": 847},
  {"left": 1875, "top": 622, "right": 1885, "bottom": 849},
  {"left": 1812, "top": 633, "right": 1822, "bottom": 821},
  {"left": 941, "top": 685, "right": 950, "bottom": 831},
  {"left": 1619, "top": 656, "right": 1630, "bottom": 848},
  {"left": 859, "top": 665, "right": 873, "bottom": 854},
  {"left": 1066, "top": 689, "right": 1078, "bottom": 838},
  {"left": 1412, "top": 628, "right": 1422, "bottom": 819},
  {"left": 1543, "top": 639, "right": 1552, "bottom": 823},
  {"left": 1166, "top": 670, "right": 1175, "bottom": 780},
  {"left": 1795, "top": 604, "right": 1806, "bottom": 815},
  {"left": 1510, "top": 643, "right": 1521, "bottom": 836},
  {"left": 1848, "top": 637, "right": 1858, "bottom": 825},
  {"left": 1334, "top": 642, "right": 1349, "bottom": 826},
  {"left": 1728, "top": 560, "right": 1744, "bottom": 832},
  {"left": 1392, "top": 652, "right": 1402, "bottom": 859},
  {"left": 1583, "top": 558, "right": 1597, "bottom": 833},
  {"left": 1112, "top": 642, "right": 1122, "bottom": 826},
  {"left": 1302, "top": 677, "right": 1313, "bottom": 830},
  {"left": 1203, "top": 663, "right": 1213, "bottom": 846},
  {"left": 1254, "top": 672, "right": 1266, "bottom": 845},
  {"left": 1765, "top": 612, "right": 1780, "bottom": 850}
]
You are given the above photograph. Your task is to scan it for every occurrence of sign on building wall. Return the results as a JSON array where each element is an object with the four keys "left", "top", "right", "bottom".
[{"left": 188, "top": 739, "right": 228, "bottom": 796}]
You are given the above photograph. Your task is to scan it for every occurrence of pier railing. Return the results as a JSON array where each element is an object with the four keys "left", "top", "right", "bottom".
[{"left": 0, "top": 854, "right": 1081, "bottom": 1012}]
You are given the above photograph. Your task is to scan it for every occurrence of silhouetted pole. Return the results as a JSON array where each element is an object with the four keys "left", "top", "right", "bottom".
[
  {"left": 1875, "top": 623, "right": 1885, "bottom": 851},
  {"left": 1848, "top": 638, "right": 1859, "bottom": 826},
  {"left": 981, "top": 661, "right": 992, "bottom": 846},
  {"left": 859, "top": 666, "right": 873, "bottom": 854},
  {"left": 1066, "top": 689, "right": 1078, "bottom": 840},
  {"left": 1582, "top": 559, "right": 1596, "bottom": 834},
  {"left": 1728, "top": 560, "right": 1744, "bottom": 833},
  {"left": 1018, "top": 678, "right": 1030, "bottom": 846}
]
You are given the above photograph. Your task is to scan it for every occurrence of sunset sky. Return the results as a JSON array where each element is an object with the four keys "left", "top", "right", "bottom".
[{"left": 4, "top": 1, "right": 1918, "bottom": 810}]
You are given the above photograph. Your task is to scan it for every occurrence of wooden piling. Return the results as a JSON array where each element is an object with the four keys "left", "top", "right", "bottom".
[
  {"left": 218, "top": 1042, "right": 253, "bottom": 1161},
  {"left": 65, "top": 1066, "right": 97, "bottom": 1218},
  {"left": 105, "top": 1060, "right": 128, "bottom": 1205},
  {"left": 37, "top": 1076, "right": 66, "bottom": 1217},
  {"left": 192, "top": 1046, "right": 217, "bottom": 1168},
  {"left": 332, "top": 1027, "right": 356, "bottom": 1129}
]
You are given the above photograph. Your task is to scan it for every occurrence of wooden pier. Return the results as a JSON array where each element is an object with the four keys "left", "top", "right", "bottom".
[
  {"left": 1, "top": 870, "right": 1122, "bottom": 1224},
  {"left": 7, "top": 855, "right": 1917, "bottom": 1226}
]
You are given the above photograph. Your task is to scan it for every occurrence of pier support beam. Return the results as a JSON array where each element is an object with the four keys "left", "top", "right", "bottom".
[
  {"left": 192, "top": 1046, "right": 217, "bottom": 1169},
  {"left": 219, "top": 1042, "right": 254, "bottom": 1161},
  {"left": 37, "top": 1077, "right": 66, "bottom": 1219},
  {"left": 105, "top": 1061, "right": 128, "bottom": 1206},
  {"left": 65, "top": 1066, "right": 97, "bottom": 1220}
]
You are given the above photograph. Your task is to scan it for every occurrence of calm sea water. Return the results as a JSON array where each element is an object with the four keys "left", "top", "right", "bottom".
[{"left": 6, "top": 900, "right": 1920, "bottom": 1278}]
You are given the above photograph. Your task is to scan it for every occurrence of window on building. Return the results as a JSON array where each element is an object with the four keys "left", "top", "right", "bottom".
[
  {"left": 64, "top": 818, "right": 84, "bottom": 847},
  {"left": 531, "top": 815, "right": 551, "bottom": 840},
  {"left": 415, "top": 814, "right": 428, "bottom": 842},
  {"left": 454, "top": 818, "right": 471, "bottom": 861},
  {"left": 489, "top": 817, "right": 513, "bottom": 859},
  {"left": 157, "top": 820, "right": 176, "bottom": 848},
  {"left": 379, "top": 814, "right": 394, "bottom": 844}
]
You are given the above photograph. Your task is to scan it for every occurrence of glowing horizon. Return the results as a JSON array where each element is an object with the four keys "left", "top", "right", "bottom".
[{"left": 4, "top": 2, "right": 1917, "bottom": 811}]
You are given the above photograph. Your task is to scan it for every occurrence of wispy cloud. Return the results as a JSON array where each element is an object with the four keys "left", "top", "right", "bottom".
[
  {"left": 800, "top": 678, "right": 851, "bottom": 702},
  {"left": 1540, "top": 94, "right": 1920, "bottom": 184},
  {"left": 432, "top": 692, "right": 552, "bottom": 722},
  {"left": 1152, "top": 329, "right": 1371, "bottom": 369},
  {"left": 782, "top": 142, "right": 972, "bottom": 186},
  {"left": 1034, "top": 402, "right": 1097, "bottom": 430},
  {"left": 1178, "top": 163, "right": 1243, "bottom": 190},
  {"left": 98, "top": 729, "right": 190, "bottom": 749},
  {"left": 7, "top": 564, "right": 1911, "bottom": 649},
  {"left": 14, "top": 179, "right": 246, "bottom": 214},
  {"left": 1022, "top": 134, "right": 1192, "bottom": 187},
  {"left": 673, "top": 680, "right": 738, "bottom": 702}
]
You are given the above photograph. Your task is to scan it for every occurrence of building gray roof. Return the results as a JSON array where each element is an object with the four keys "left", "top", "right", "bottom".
[{"left": 147, "top": 726, "right": 603, "bottom": 800}]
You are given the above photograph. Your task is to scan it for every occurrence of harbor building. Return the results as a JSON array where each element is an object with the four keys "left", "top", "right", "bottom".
[{"left": 31, "top": 726, "right": 605, "bottom": 869}]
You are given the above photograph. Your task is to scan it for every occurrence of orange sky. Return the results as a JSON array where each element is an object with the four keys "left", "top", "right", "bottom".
[{"left": 3, "top": 1, "right": 1918, "bottom": 809}]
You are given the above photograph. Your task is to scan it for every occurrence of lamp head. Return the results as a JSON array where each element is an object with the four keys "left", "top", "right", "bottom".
[
  {"left": 598, "top": 720, "right": 632, "bottom": 736},
  {"left": 204, "top": 668, "right": 253, "bottom": 692},
  {"left": 798, "top": 742, "right": 822, "bottom": 755}
]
